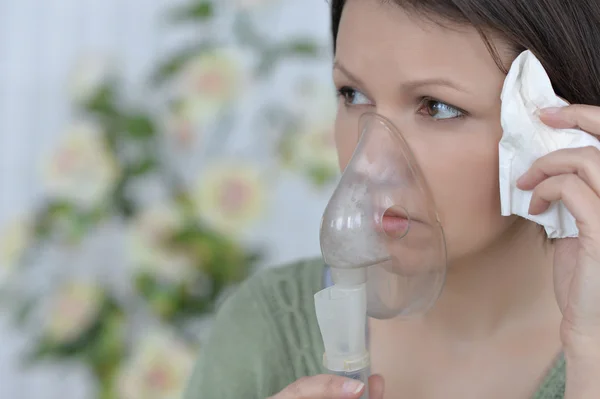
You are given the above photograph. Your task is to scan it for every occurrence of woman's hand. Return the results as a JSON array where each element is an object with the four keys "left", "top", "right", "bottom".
[
  {"left": 517, "top": 105, "right": 600, "bottom": 397},
  {"left": 269, "top": 374, "right": 384, "bottom": 399},
  {"left": 517, "top": 105, "right": 600, "bottom": 348}
]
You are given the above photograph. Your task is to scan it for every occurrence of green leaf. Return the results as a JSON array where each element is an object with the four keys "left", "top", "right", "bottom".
[
  {"left": 128, "top": 158, "right": 158, "bottom": 176},
  {"left": 151, "top": 289, "right": 179, "bottom": 319},
  {"left": 12, "top": 297, "right": 36, "bottom": 327},
  {"left": 307, "top": 165, "right": 337, "bottom": 187},
  {"left": 150, "top": 43, "right": 213, "bottom": 86},
  {"left": 282, "top": 39, "right": 321, "bottom": 56},
  {"left": 111, "top": 176, "right": 136, "bottom": 218},
  {"left": 125, "top": 114, "right": 155, "bottom": 139},
  {"left": 48, "top": 201, "right": 75, "bottom": 216},
  {"left": 135, "top": 273, "right": 158, "bottom": 297},
  {"left": 256, "top": 48, "right": 280, "bottom": 77},
  {"left": 22, "top": 339, "right": 55, "bottom": 366},
  {"left": 68, "top": 213, "right": 91, "bottom": 243},
  {"left": 233, "top": 14, "right": 266, "bottom": 47},
  {"left": 169, "top": 229, "right": 196, "bottom": 246},
  {"left": 255, "top": 40, "right": 323, "bottom": 77},
  {"left": 84, "top": 83, "right": 119, "bottom": 117},
  {"left": 168, "top": 1, "right": 214, "bottom": 23},
  {"left": 88, "top": 307, "right": 125, "bottom": 371},
  {"left": 33, "top": 201, "right": 71, "bottom": 238}
]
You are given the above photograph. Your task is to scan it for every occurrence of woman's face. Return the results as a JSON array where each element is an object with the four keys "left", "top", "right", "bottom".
[{"left": 333, "top": 0, "right": 520, "bottom": 263}]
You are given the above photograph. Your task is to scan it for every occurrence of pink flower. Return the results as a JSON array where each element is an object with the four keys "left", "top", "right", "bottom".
[
  {"left": 45, "top": 281, "right": 103, "bottom": 344},
  {"left": 193, "top": 162, "right": 266, "bottom": 235},
  {"left": 42, "top": 122, "right": 120, "bottom": 209},
  {"left": 117, "top": 330, "right": 196, "bottom": 399}
]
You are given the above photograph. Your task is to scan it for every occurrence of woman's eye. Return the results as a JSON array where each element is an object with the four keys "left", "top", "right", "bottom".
[
  {"left": 337, "top": 86, "right": 372, "bottom": 106},
  {"left": 419, "top": 98, "right": 464, "bottom": 120}
]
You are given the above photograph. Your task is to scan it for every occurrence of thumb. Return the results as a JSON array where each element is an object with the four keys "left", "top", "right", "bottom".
[{"left": 368, "top": 374, "right": 385, "bottom": 399}]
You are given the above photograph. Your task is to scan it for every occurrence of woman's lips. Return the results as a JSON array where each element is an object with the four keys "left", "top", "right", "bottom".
[
  {"left": 382, "top": 214, "right": 410, "bottom": 236},
  {"left": 380, "top": 207, "right": 412, "bottom": 237}
]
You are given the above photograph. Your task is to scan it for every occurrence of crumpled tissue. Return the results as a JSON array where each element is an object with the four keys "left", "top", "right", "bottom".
[{"left": 499, "top": 50, "right": 600, "bottom": 238}]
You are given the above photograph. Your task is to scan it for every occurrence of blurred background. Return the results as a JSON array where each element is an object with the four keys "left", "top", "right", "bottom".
[{"left": 0, "top": 0, "right": 336, "bottom": 397}]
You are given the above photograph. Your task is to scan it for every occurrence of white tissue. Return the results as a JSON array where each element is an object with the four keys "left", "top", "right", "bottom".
[{"left": 499, "top": 50, "right": 600, "bottom": 238}]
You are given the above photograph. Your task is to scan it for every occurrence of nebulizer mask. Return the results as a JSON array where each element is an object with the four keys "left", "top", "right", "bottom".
[{"left": 314, "top": 113, "right": 448, "bottom": 397}]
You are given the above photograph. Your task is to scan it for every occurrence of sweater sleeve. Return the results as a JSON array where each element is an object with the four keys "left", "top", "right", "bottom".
[{"left": 182, "top": 271, "right": 292, "bottom": 399}]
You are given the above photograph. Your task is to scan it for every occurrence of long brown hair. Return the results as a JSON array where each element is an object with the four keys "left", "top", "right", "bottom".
[{"left": 330, "top": 0, "right": 600, "bottom": 107}]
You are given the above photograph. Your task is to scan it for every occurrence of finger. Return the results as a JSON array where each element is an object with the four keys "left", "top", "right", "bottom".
[
  {"left": 539, "top": 104, "right": 600, "bottom": 136},
  {"left": 517, "top": 146, "right": 600, "bottom": 197},
  {"left": 271, "top": 374, "right": 366, "bottom": 399},
  {"left": 527, "top": 174, "right": 600, "bottom": 235},
  {"left": 368, "top": 374, "right": 385, "bottom": 399}
]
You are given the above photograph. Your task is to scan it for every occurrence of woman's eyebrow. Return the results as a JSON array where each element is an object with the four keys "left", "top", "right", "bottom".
[
  {"left": 333, "top": 60, "right": 367, "bottom": 89},
  {"left": 400, "top": 77, "right": 472, "bottom": 94},
  {"left": 333, "top": 59, "right": 472, "bottom": 95}
]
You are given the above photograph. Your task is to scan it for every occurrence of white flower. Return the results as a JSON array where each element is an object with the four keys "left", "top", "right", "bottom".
[
  {"left": 42, "top": 122, "right": 120, "bottom": 209},
  {"left": 280, "top": 83, "right": 340, "bottom": 183},
  {"left": 128, "top": 203, "right": 193, "bottom": 284},
  {"left": 193, "top": 162, "right": 266, "bottom": 235},
  {"left": 177, "top": 48, "right": 245, "bottom": 108},
  {"left": 0, "top": 218, "right": 31, "bottom": 285},
  {"left": 45, "top": 281, "right": 103, "bottom": 344},
  {"left": 117, "top": 330, "right": 196, "bottom": 399},
  {"left": 294, "top": 124, "right": 339, "bottom": 172},
  {"left": 69, "top": 54, "right": 115, "bottom": 104}
]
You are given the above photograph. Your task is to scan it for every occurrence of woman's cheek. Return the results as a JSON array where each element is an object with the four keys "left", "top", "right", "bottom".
[{"left": 334, "top": 113, "right": 360, "bottom": 172}]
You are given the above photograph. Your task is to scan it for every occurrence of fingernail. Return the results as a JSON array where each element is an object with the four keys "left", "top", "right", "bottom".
[
  {"left": 342, "top": 380, "right": 365, "bottom": 394},
  {"left": 540, "top": 107, "right": 562, "bottom": 115},
  {"left": 516, "top": 173, "right": 528, "bottom": 186}
]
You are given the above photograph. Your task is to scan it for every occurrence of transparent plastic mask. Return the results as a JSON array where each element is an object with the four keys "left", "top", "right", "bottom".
[{"left": 320, "top": 112, "right": 447, "bottom": 319}]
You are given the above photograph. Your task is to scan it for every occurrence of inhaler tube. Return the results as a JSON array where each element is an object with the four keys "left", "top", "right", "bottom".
[
  {"left": 314, "top": 283, "right": 370, "bottom": 399},
  {"left": 330, "top": 367, "right": 370, "bottom": 399}
]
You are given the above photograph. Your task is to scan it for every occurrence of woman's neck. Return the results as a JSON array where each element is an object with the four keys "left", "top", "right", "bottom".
[{"left": 419, "top": 220, "right": 561, "bottom": 341}]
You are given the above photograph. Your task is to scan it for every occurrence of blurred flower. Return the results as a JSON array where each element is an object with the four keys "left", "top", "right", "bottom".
[
  {"left": 280, "top": 123, "right": 338, "bottom": 188},
  {"left": 294, "top": 123, "right": 339, "bottom": 173},
  {"left": 117, "top": 330, "right": 196, "bottom": 399},
  {"left": 178, "top": 48, "right": 244, "bottom": 109},
  {"left": 193, "top": 162, "right": 266, "bottom": 234},
  {"left": 283, "top": 82, "right": 340, "bottom": 186},
  {"left": 68, "top": 54, "right": 114, "bottom": 104},
  {"left": 42, "top": 122, "right": 120, "bottom": 209},
  {"left": 128, "top": 203, "right": 193, "bottom": 284},
  {"left": 163, "top": 97, "right": 217, "bottom": 149},
  {"left": 45, "top": 281, "right": 103, "bottom": 344},
  {"left": 0, "top": 218, "right": 31, "bottom": 284}
]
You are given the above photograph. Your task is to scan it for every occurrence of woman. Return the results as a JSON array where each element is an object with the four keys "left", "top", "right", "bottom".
[{"left": 184, "top": 0, "right": 600, "bottom": 398}]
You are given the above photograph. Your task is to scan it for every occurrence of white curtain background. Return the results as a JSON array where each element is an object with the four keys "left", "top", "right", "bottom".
[{"left": 0, "top": 0, "right": 334, "bottom": 397}]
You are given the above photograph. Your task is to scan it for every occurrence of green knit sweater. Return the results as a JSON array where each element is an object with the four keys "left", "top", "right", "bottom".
[{"left": 183, "top": 258, "right": 566, "bottom": 399}]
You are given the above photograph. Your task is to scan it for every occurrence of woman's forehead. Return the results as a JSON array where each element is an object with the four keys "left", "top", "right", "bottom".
[{"left": 335, "top": 0, "right": 512, "bottom": 93}]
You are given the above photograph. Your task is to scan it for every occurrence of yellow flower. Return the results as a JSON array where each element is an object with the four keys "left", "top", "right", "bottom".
[
  {"left": 193, "top": 162, "right": 266, "bottom": 235},
  {"left": 42, "top": 122, "right": 120, "bottom": 209},
  {"left": 46, "top": 281, "right": 103, "bottom": 344},
  {"left": 178, "top": 49, "right": 244, "bottom": 108},
  {"left": 0, "top": 218, "right": 31, "bottom": 284},
  {"left": 117, "top": 330, "right": 196, "bottom": 399},
  {"left": 128, "top": 203, "right": 193, "bottom": 284}
]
